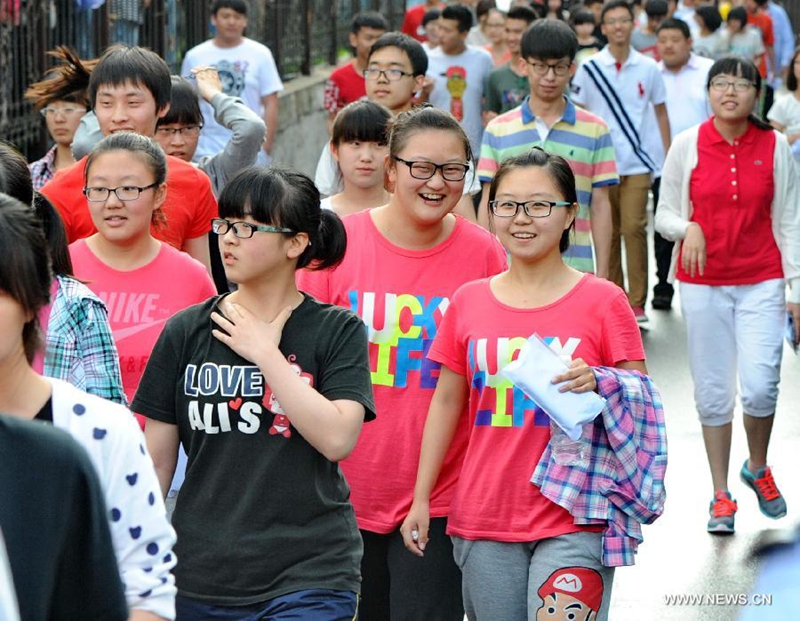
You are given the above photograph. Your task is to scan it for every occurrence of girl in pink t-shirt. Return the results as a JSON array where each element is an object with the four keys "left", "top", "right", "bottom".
[
  {"left": 297, "top": 106, "right": 507, "bottom": 621},
  {"left": 69, "top": 132, "right": 216, "bottom": 415},
  {"left": 400, "top": 149, "right": 646, "bottom": 621}
]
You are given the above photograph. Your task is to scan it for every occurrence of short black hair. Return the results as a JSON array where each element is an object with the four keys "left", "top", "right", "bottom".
[
  {"left": 89, "top": 45, "right": 172, "bottom": 112},
  {"left": 645, "top": 0, "right": 669, "bottom": 18},
  {"left": 157, "top": 76, "right": 203, "bottom": 127},
  {"left": 570, "top": 9, "right": 596, "bottom": 27},
  {"left": 0, "top": 194, "right": 52, "bottom": 363},
  {"left": 476, "top": 0, "right": 497, "bottom": 20},
  {"left": 787, "top": 48, "right": 800, "bottom": 92},
  {"left": 0, "top": 141, "right": 34, "bottom": 207},
  {"left": 369, "top": 32, "right": 429, "bottom": 77},
  {"left": 218, "top": 167, "right": 346, "bottom": 271},
  {"left": 331, "top": 100, "right": 392, "bottom": 146},
  {"left": 695, "top": 5, "right": 723, "bottom": 33},
  {"left": 727, "top": 6, "right": 748, "bottom": 27},
  {"left": 211, "top": 0, "right": 248, "bottom": 16},
  {"left": 351, "top": 11, "right": 388, "bottom": 34},
  {"left": 601, "top": 0, "right": 634, "bottom": 22},
  {"left": 441, "top": 4, "right": 474, "bottom": 33},
  {"left": 584, "top": 0, "right": 603, "bottom": 5},
  {"left": 422, "top": 9, "right": 441, "bottom": 28},
  {"left": 521, "top": 19, "right": 578, "bottom": 62},
  {"left": 657, "top": 17, "right": 691, "bottom": 39},
  {"left": 507, "top": 4, "right": 538, "bottom": 25}
]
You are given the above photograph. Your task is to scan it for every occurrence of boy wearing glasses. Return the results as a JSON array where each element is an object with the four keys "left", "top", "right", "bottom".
[
  {"left": 478, "top": 19, "right": 618, "bottom": 280},
  {"left": 153, "top": 67, "right": 265, "bottom": 197},
  {"left": 571, "top": 0, "right": 671, "bottom": 326},
  {"left": 41, "top": 45, "right": 218, "bottom": 272}
]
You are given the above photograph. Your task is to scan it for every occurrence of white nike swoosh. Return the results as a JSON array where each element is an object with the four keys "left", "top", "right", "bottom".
[{"left": 113, "top": 318, "right": 170, "bottom": 340}]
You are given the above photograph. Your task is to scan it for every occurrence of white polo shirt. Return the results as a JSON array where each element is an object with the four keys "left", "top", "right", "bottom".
[
  {"left": 572, "top": 46, "right": 667, "bottom": 176},
  {"left": 658, "top": 53, "right": 714, "bottom": 139}
]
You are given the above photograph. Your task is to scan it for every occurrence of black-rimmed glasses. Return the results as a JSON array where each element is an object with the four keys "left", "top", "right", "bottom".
[
  {"left": 489, "top": 199, "right": 572, "bottom": 218},
  {"left": 83, "top": 183, "right": 159, "bottom": 202},
  {"left": 364, "top": 68, "right": 414, "bottom": 81},
  {"left": 155, "top": 125, "right": 203, "bottom": 137},
  {"left": 525, "top": 60, "right": 572, "bottom": 77},
  {"left": 709, "top": 78, "right": 755, "bottom": 92},
  {"left": 211, "top": 218, "right": 295, "bottom": 238},
  {"left": 393, "top": 157, "right": 470, "bottom": 182}
]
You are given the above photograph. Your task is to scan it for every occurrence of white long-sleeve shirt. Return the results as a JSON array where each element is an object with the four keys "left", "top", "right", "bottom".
[{"left": 48, "top": 378, "right": 177, "bottom": 620}]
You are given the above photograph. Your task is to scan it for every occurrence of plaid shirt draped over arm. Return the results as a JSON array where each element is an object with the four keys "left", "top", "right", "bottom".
[
  {"left": 43, "top": 276, "right": 127, "bottom": 406},
  {"left": 532, "top": 368, "right": 668, "bottom": 566}
]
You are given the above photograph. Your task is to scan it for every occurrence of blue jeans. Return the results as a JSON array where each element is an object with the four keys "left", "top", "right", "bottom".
[
  {"left": 176, "top": 589, "right": 358, "bottom": 620},
  {"left": 111, "top": 19, "right": 140, "bottom": 46}
]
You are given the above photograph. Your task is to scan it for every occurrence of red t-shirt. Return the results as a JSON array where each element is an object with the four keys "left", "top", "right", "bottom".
[
  {"left": 41, "top": 155, "right": 217, "bottom": 250},
  {"left": 297, "top": 210, "right": 507, "bottom": 532},
  {"left": 748, "top": 12, "right": 774, "bottom": 77},
  {"left": 70, "top": 240, "right": 217, "bottom": 408},
  {"left": 401, "top": 4, "right": 443, "bottom": 42},
  {"left": 429, "top": 275, "right": 645, "bottom": 541},
  {"left": 324, "top": 63, "right": 367, "bottom": 115},
  {"left": 679, "top": 119, "right": 783, "bottom": 285}
]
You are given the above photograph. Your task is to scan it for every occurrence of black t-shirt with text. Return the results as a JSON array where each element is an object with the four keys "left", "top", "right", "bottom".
[{"left": 132, "top": 294, "right": 375, "bottom": 606}]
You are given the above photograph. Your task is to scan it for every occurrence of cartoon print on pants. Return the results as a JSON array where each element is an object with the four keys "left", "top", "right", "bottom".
[
  {"left": 446, "top": 66, "right": 467, "bottom": 121},
  {"left": 263, "top": 355, "right": 313, "bottom": 439},
  {"left": 536, "top": 566, "right": 604, "bottom": 620}
]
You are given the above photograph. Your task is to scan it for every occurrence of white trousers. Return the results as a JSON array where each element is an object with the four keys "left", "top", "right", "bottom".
[{"left": 680, "top": 279, "right": 785, "bottom": 426}]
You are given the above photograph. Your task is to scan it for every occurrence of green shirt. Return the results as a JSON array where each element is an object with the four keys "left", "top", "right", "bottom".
[{"left": 484, "top": 63, "right": 530, "bottom": 115}]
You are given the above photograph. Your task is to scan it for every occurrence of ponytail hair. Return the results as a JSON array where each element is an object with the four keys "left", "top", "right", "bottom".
[
  {"left": 218, "top": 167, "right": 347, "bottom": 271},
  {"left": 707, "top": 56, "right": 772, "bottom": 131}
]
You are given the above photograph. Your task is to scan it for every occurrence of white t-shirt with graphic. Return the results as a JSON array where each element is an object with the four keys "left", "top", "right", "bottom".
[
  {"left": 181, "top": 38, "right": 283, "bottom": 160},
  {"left": 426, "top": 46, "right": 494, "bottom": 158}
]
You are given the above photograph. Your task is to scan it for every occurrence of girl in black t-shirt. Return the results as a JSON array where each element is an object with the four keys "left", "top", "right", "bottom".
[{"left": 134, "top": 167, "right": 375, "bottom": 619}]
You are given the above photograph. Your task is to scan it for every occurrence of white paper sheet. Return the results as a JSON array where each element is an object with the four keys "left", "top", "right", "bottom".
[{"left": 501, "top": 333, "right": 606, "bottom": 441}]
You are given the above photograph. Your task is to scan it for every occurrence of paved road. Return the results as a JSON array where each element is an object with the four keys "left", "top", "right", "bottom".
[{"left": 609, "top": 293, "right": 800, "bottom": 620}]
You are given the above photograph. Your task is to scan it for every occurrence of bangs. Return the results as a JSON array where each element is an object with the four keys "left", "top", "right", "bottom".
[
  {"left": 217, "top": 167, "right": 285, "bottom": 226},
  {"left": 708, "top": 56, "right": 761, "bottom": 89},
  {"left": 332, "top": 101, "right": 392, "bottom": 146},
  {"left": 158, "top": 77, "right": 203, "bottom": 127}
]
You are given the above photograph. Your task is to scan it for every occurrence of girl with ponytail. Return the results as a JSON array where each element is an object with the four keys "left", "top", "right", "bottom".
[{"left": 133, "top": 166, "right": 375, "bottom": 618}]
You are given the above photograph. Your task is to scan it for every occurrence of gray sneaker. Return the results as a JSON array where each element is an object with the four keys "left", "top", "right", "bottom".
[
  {"left": 740, "top": 461, "right": 787, "bottom": 519},
  {"left": 708, "top": 490, "right": 737, "bottom": 534}
]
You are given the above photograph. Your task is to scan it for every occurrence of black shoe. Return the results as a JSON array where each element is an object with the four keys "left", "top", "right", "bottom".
[{"left": 651, "top": 294, "right": 672, "bottom": 310}]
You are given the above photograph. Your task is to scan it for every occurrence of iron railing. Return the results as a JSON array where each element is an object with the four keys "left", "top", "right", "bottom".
[{"left": 0, "top": 0, "right": 405, "bottom": 159}]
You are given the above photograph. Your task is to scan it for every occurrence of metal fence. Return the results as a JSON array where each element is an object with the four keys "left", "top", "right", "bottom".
[{"left": 0, "top": 0, "right": 405, "bottom": 159}]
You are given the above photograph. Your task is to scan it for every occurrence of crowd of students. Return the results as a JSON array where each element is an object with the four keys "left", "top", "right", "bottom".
[{"left": 0, "top": 0, "right": 798, "bottom": 619}]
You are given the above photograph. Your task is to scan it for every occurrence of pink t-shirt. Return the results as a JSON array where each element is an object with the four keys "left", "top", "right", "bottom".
[
  {"left": 429, "top": 275, "right": 646, "bottom": 542},
  {"left": 297, "top": 210, "right": 507, "bottom": 533},
  {"left": 70, "top": 240, "right": 217, "bottom": 408}
]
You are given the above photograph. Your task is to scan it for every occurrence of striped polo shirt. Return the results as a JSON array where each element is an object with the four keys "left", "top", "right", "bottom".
[{"left": 477, "top": 97, "right": 619, "bottom": 273}]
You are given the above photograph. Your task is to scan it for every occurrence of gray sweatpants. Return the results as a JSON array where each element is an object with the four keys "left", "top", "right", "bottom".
[{"left": 452, "top": 531, "right": 614, "bottom": 621}]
